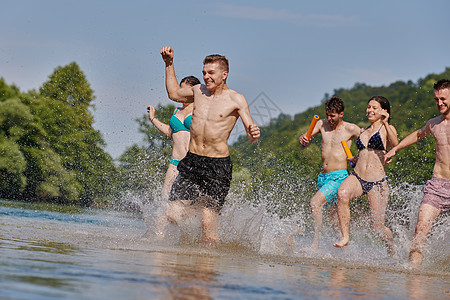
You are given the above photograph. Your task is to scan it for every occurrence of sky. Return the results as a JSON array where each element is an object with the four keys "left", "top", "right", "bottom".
[{"left": 1, "top": 0, "right": 449, "bottom": 158}]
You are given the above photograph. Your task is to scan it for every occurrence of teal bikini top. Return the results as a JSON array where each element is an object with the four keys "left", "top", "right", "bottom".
[{"left": 169, "top": 108, "right": 192, "bottom": 133}]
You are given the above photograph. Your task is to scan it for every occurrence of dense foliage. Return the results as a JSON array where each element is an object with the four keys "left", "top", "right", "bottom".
[{"left": 0, "top": 63, "right": 119, "bottom": 205}]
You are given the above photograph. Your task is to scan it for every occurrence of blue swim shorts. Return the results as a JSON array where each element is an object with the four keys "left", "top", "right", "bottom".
[{"left": 317, "top": 170, "right": 348, "bottom": 209}]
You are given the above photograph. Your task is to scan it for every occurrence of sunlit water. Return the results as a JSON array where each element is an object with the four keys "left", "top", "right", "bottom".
[{"left": 1, "top": 193, "right": 448, "bottom": 300}]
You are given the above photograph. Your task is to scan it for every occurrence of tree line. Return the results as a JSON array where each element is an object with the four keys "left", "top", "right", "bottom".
[{"left": 0, "top": 63, "right": 119, "bottom": 205}]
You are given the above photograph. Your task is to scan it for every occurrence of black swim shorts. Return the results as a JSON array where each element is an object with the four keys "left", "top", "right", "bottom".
[{"left": 169, "top": 151, "right": 232, "bottom": 212}]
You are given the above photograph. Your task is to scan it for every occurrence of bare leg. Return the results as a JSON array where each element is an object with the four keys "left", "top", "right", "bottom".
[
  {"left": 334, "top": 175, "right": 363, "bottom": 248},
  {"left": 409, "top": 203, "right": 441, "bottom": 268},
  {"left": 162, "top": 164, "right": 179, "bottom": 200},
  {"left": 367, "top": 182, "right": 394, "bottom": 256},
  {"left": 201, "top": 207, "right": 219, "bottom": 246},
  {"left": 153, "top": 214, "right": 169, "bottom": 238},
  {"left": 327, "top": 205, "right": 339, "bottom": 234},
  {"left": 152, "top": 165, "right": 180, "bottom": 238},
  {"left": 166, "top": 200, "right": 194, "bottom": 224},
  {"left": 306, "top": 191, "right": 327, "bottom": 250}
]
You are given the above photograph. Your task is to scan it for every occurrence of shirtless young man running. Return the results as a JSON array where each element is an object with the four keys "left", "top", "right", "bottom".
[
  {"left": 160, "top": 46, "right": 260, "bottom": 245},
  {"left": 299, "top": 96, "right": 360, "bottom": 250},
  {"left": 385, "top": 79, "right": 450, "bottom": 268}
]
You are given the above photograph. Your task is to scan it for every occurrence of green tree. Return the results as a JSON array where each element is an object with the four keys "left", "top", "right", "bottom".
[
  {"left": 1, "top": 64, "right": 119, "bottom": 205},
  {"left": 0, "top": 78, "right": 20, "bottom": 102},
  {"left": 37, "top": 62, "right": 118, "bottom": 204},
  {"left": 0, "top": 98, "right": 33, "bottom": 198},
  {"left": 0, "top": 139, "right": 27, "bottom": 198},
  {"left": 39, "top": 62, "right": 94, "bottom": 106},
  {"left": 0, "top": 96, "right": 80, "bottom": 202}
]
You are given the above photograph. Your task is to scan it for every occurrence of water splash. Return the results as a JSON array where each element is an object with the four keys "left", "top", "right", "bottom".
[{"left": 118, "top": 164, "right": 449, "bottom": 273}]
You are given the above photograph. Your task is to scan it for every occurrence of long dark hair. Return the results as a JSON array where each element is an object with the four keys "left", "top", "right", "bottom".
[{"left": 369, "top": 95, "right": 391, "bottom": 123}]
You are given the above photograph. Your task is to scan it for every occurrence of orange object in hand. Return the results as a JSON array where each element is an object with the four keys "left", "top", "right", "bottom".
[
  {"left": 341, "top": 140, "right": 353, "bottom": 158},
  {"left": 305, "top": 115, "right": 319, "bottom": 140}
]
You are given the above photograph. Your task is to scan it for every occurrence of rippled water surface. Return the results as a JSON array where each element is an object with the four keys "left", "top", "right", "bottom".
[{"left": 1, "top": 199, "right": 448, "bottom": 299}]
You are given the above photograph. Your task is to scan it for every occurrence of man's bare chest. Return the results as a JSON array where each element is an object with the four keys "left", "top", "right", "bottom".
[
  {"left": 194, "top": 99, "right": 237, "bottom": 120},
  {"left": 431, "top": 120, "right": 449, "bottom": 145}
]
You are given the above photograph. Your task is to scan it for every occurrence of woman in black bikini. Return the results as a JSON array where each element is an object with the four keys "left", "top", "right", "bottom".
[{"left": 333, "top": 96, "right": 399, "bottom": 256}]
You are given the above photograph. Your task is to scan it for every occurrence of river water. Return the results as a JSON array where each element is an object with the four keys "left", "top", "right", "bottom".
[{"left": 1, "top": 198, "right": 448, "bottom": 299}]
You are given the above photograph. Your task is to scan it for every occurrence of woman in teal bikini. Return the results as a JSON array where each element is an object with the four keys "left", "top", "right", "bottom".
[
  {"left": 147, "top": 76, "right": 200, "bottom": 199},
  {"left": 333, "top": 96, "right": 399, "bottom": 256}
]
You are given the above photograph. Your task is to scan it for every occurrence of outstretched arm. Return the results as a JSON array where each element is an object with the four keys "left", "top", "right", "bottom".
[
  {"left": 384, "top": 123, "right": 430, "bottom": 163},
  {"left": 147, "top": 105, "right": 172, "bottom": 138},
  {"left": 160, "top": 46, "right": 194, "bottom": 103},
  {"left": 236, "top": 94, "right": 260, "bottom": 143}
]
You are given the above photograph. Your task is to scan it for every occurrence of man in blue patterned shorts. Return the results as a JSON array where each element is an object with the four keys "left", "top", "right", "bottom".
[{"left": 299, "top": 96, "right": 360, "bottom": 250}]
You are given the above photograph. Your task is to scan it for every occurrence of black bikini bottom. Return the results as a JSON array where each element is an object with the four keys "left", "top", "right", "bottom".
[{"left": 351, "top": 171, "right": 386, "bottom": 195}]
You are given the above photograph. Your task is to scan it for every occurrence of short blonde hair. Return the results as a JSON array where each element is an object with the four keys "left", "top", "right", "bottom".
[{"left": 203, "top": 54, "right": 229, "bottom": 72}]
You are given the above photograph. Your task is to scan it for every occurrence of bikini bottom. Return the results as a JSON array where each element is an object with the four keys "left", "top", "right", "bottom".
[{"left": 351, "top": 171, "right": 386, "bottom": 195}]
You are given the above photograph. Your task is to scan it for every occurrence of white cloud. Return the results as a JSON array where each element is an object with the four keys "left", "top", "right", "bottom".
[{"left": 211, "top": 4, "right": 357, "bottom": 27}]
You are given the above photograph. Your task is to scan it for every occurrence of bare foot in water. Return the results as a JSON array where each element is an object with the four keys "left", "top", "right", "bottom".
[
  {"left": 333, "top": 239, "right": 349, "bottom": 248},
  {"left": 409, "top": 250, "right": 423, "bottom": 269}
]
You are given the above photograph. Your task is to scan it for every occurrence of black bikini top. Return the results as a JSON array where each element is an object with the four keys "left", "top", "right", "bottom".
[{"left": 356, "top": 126, "right": 386, "bottom": 151}]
